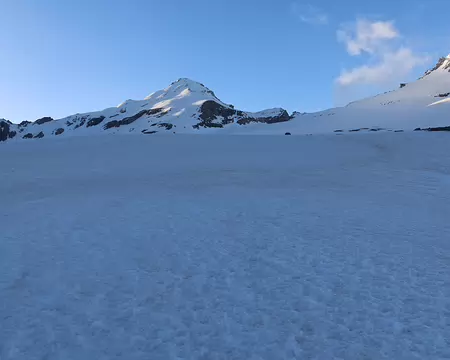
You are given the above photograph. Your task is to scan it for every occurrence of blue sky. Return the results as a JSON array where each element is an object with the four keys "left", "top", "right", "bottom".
[{"left": 1, "top": 0, "right": 449, "bottom": 122}]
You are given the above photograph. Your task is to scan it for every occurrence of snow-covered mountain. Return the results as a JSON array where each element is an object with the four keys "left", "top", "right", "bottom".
[
  {"left": 0, "top": 78, "right": 290, "bottom": 142},
  {"left": 2, "top": 55, "right": 450, "bottom": 142}
]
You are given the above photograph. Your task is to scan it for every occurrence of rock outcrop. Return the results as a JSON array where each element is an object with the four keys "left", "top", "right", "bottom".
[
  {"left": 35, "top": 117, "right": 54, "bottom": 125},
  {"left": 194, "top": 101, "right": 290, "bottom": 129},
  {"left": 103, "top": 108, "right": 166, "bottom": 130},
  {"left": 0, "top": 120, "right": 11, "bottom": 142},
  {"left": 86, "top": 116, "right": 106, "bottom": 128},
  {"left": 236, "top": 110, "right": 290, "bottom": 125}
]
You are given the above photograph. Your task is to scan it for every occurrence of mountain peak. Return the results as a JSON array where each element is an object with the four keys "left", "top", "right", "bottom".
[
  {"left": 168, "top": 78, "right": 217, "bottom": 96},
  {"left": 144, "top": 78, "right": 219, "bottom": 102},
  {"left": 439, "top": 54, "right": 450, "bottom": 70},
  {"left": 422, "top": 55, "right": 450, "bottom": 78},
  {"left": 172, "top": 77, "right": 201, "bottom": 86}
]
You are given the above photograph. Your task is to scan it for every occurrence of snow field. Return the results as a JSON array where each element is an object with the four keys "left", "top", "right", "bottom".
[{"left": 1, "top": 133, "right": 450, "bottom": 359}]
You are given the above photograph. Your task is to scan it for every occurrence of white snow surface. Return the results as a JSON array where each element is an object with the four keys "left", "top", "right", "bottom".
[{"left": 1, "top": 133, "right": 450, "bottom": 359}]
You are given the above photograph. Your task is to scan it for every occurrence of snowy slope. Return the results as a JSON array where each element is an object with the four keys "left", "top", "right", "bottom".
[
  {"left": 1, "top": 133, "right": 450, "bottom": 359},
  {"left": 347, "top": 54, "right": 450, "bottom": 108},
  {"left": 277, "top": 54, "right": 450, "bottom": 134},
  {"left": 1, "top": 55, "right": 450, "bottom": 141}
]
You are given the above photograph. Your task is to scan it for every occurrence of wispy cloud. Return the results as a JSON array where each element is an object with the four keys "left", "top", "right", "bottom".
[
  {"left": 336, "top": 18, "right": 429, "bottom": 87},
  {"left": 291, "top": 3, "right": 328, "bottom": 25},
  {"left": 337, "top": 19, "right": 398, "bottom": 55},
  {"left": 337, "top": 48, "right": 429, "bottom": 86}
]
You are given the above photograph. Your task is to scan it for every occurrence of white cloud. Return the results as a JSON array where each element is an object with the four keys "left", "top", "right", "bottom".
[
  {"left": 336, "top": 19, "right": 429, "bottom": 87},
  {"left": 291, "top": 3, "right": 328, "bottom": 25},
  {"left": 338, "top": 19, "right": 399, "bottom": 55},
  {"left": 337, "top": 48, "right": 429, "bottom": 86}
]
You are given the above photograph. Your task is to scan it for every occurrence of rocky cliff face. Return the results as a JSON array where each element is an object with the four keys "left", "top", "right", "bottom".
[
  {"left": 193, "top": 101, "right": 291, "bottom": 129},
  {"left": 0, "top": 120, "right": 16, "bottom": 142}
]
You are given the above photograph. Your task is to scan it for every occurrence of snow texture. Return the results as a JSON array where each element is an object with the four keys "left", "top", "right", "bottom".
[{"left": 1, "top": 133, "right": 450, "bottom": 359}]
